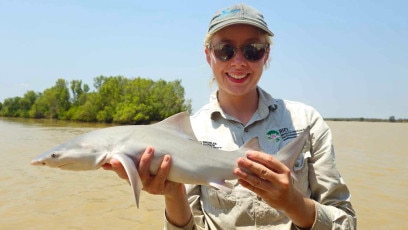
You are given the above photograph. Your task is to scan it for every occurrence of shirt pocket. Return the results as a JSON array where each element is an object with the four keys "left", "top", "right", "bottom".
[
  {"left": 201, "top": 185, "right": 237, "bottom": 211},
  {"left": 292, "top": 151, "right": 311, "bottom": 196}
]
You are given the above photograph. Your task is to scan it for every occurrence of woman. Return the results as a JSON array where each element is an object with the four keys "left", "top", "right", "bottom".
[{"left": 104, "top": 4, "right": 356, "bottom": 229}]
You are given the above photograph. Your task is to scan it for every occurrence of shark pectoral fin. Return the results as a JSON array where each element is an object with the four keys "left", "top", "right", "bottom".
[
  {"left": 112, "top": 154, "right": 142, "bottom": 208},
  {"left": 209, "top": 181, "right": 233, "bottom": 193}
]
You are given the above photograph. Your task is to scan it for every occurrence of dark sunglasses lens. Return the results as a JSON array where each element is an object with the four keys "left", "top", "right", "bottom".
[
  {"left": 243, "top": 44, "right": 266, "bottom": 61},
  {"left": 213, "top": 44, "right": 235, "bottom": 61}
]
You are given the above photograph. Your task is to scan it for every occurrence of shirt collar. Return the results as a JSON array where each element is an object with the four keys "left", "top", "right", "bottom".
[{"left": 209, "top": 87, "right": 278, "bottom": 124}]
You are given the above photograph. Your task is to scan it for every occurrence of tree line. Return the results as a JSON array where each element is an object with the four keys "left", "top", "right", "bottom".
[
  {"left": 0, "top": 76, "right": 192, "bottom": 124},
  {"left": 325, "top": 116, "right": 408, "bottom": 123}
]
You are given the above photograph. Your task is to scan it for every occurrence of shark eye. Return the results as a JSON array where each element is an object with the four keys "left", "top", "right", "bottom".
[{"left": 51, "top": 152, "right": 58, "bottom": 158}]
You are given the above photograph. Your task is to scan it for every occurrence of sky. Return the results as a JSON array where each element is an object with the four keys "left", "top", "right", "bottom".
[{"left": 0, "top": 0, "right": 407, "bottom": 119}]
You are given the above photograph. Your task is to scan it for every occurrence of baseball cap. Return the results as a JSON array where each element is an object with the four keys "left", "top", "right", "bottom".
[{"left": 208, "top": 4, "right": 274, "bottom": 37}]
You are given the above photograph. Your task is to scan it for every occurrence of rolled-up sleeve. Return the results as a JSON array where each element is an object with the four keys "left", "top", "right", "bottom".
[
  {"left": 164, "top": 184, "right": 204, "bottom": 230},
  {"left": 307, "top": 112, "right": 357, "bottom": 229},
  {"left": 164, "top": 215, "right": 195, "bottom": 230}
]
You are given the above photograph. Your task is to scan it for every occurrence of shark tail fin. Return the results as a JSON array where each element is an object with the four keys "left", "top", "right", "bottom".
[
  {"left": 112, "top": 154, "right": 142, "bottom": 208},
  {"left": 276, "top": 126, "right": 310, "bottom": 172}
]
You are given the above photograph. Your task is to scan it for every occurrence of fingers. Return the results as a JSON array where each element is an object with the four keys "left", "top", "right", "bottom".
[
  {"left": 246, "top": 151, "right": 289, "bottom": 175},
  {"left": 138, "top": 147, "right": 172, "bottom": 195},
  {"left": 148, "top": 155, "right": 171, "bottom": 194},
  {"left": 234, "top": 158, "right": 272, "bottom": 193},
  {"left": 234, "top": 151, "right": 291, "bottom": 192},
  {"left": 138, "top": 147, "right": 155, "bottom": 181},
  {"left": 101, "top": 163, "right": 113, "bottom": 170},
  {"left": 102, "top": 158, "right": 129, "bottom": 180}
]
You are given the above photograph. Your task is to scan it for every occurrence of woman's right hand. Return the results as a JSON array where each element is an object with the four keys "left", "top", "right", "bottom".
[
  {"left": 102, "top": 147, "right": 195, "bottom": 227},
  {"left": 102, "top": 146, "right": 184, "bottom": 198}
]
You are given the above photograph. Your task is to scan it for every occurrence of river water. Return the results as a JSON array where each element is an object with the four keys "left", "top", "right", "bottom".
[{"left": 0, "top": 117, "right": 407, "bottom": 229}]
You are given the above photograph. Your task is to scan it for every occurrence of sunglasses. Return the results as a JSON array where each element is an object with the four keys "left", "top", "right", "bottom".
[{"left": 209, "top": 42, "right": 269, "bottom": 62}]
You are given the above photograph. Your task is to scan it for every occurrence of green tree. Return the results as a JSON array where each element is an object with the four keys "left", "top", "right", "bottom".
[
  {"left": 70, "top": 80, "right": 90, "bottom": 105},
  {"left": 0, "top": 91, "right": 39, "bottom": 118},
  {"left": 66, "top": 80, "right": 91, "bottom": 120},
  {"left": 150, "top": 79, "right": 191, "bottom": 120},
  {"left": 70, "top": 80, "right": 83, "bottom": 105},
  {"left": 389, "top": 116, "right": 396, "bottom": 122},
  {"left": 70, "top": 92, "right": 101, "bottom": 122},
  {"left": 94, "top": 76, "right": 128, "bottom": 122},
  {"left": 19, "top": 91, "right": 39, "bottom": 117},
  {"left": 1, "top": 97, "right": 22, "bottom": 117},
  {"left": 29, "top": 79, "right": 70, "bottom": 119},
  {"left": 93, "top": 75, "right": 106, "bottom": 90},
  {"left": 113, "top": 77, "right": 154, "bottom": 124}
]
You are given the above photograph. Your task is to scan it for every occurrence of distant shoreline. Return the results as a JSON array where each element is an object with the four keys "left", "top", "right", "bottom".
[{"left": 324, "top": 118, "right": 408, "bottom": 123}]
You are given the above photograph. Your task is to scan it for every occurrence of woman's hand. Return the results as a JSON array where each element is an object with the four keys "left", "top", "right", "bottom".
[
  {"left": 234, "top": 150, "right": 316, "bottom": 228},
  {"left": 102, "top": 147, "right": 184, "bottom": 198},
  {"left": 102, "top": 147, "right": 192, "bottom": 227}
]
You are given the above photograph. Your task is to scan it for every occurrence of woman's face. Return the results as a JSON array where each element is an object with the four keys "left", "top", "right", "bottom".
[{"left": 205, "top": 24, "right": 269, "bottom": 98}]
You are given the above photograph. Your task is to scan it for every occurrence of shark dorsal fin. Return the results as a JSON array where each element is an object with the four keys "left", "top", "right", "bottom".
[
  {"left": 239, "top": 136, "right": 264, "bottom": 153},
  {"left": 154, "top": 112, "right": 197, "bottom": 141}
]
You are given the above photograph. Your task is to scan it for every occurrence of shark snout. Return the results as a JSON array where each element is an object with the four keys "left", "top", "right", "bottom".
[{"left": 31, "top": 159, "right": 45, "bottom": 166}]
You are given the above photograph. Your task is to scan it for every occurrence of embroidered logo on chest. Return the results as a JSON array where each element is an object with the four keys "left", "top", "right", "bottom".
[{"left": 266, "top": 130, "right": 281, "bottom": 143}]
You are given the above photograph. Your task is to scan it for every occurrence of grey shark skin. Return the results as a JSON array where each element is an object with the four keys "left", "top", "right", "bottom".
[{"left": 31, "top": 112, "right": 310, "bottom": 208}]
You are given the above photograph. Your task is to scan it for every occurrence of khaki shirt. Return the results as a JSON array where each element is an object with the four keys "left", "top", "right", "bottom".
[{"left": 165, "top": 87, "right": 356, "bottom": 229}]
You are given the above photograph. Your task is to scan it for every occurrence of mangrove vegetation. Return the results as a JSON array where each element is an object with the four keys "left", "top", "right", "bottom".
[{"left": 0, "top": 76, "right": 192, "bottom": 124}]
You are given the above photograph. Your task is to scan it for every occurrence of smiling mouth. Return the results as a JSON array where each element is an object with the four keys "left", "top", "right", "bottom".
[
  {"left": 227, "top": 73, "right": 249, "bottom": 80},
  {"left": 227, "top": 73, "right": 249, "bottom": 83}
]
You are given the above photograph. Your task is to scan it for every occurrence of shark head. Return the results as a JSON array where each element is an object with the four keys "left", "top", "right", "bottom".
[{"left": 31, "top": 137, "right": 107, "bottom": 170}]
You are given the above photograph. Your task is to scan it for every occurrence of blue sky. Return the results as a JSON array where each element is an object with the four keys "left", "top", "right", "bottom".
[{"left": 1, "top": 0, "right": 407, "bottom": 119}]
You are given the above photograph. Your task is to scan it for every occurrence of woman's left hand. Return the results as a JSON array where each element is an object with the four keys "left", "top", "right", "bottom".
[
  {"left": 234, "top": 150, "right": 297, "bottom": 211},
  {"left": 234, "top": 150, "right": 316, "bottom": 228}
]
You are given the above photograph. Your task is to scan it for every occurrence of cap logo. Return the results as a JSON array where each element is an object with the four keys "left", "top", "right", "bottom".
[
  {"left": 217, "top": 8, "right": 240, "bottom": 19},
  {"left": 208, "top": 4, "right": 274, "bottom": 37}
]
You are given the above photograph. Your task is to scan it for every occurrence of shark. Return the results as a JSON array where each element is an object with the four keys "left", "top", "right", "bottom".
[{"left": 31, "top": 112, "right": 310, "bottom": 208}]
